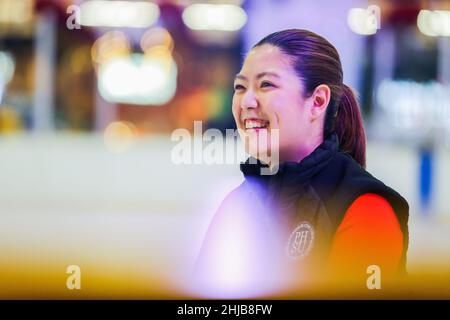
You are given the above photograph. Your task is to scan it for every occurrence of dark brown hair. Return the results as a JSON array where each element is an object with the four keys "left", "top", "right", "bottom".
[{"left": 254, "top": 29, "right": 366, "bottom": 167}]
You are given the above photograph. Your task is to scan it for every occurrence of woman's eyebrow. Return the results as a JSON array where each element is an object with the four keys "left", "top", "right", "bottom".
[
  {"left": 235, "top": 71, "right": 281, "bottom": 81},
  {"left": 235, "top": 74, "right": 247, "bottom": 81},
  {"left": 256, "top": 71, "right": 281, "bottom": 79}
]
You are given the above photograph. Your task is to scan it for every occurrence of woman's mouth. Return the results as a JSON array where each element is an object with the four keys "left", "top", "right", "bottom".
[{"left": 244, "top": 119, "right": 270, "bottom": 131}]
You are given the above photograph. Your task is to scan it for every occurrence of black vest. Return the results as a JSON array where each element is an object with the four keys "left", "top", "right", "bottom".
[
  {"left": 238, "top": 133, "right": 409, "bottom": 275},
  {"left": 196, "top": 134, "right": 409, "bottom": 287}
]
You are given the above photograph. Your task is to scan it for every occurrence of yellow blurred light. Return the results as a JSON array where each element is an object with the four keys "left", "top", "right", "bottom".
[
  {"left": 182, "top": 4, "right": 247, "bottom": 31},
  {"left": 70, "top": 46, "right": 92, "bottom": 74},
  {"left": 80, "top": 0, "right": 160, "bottom": 28},
  {"left": 0, "top": 106, "right": 22, "bottom": 133},
  {"left": 144, "top": 43, "right": 175, "bottom": 72},
  {"left": 0, "top": 0, "right": 33, "bottom": 25},
  {"left": 417, "top": 10, "right": 450, "bottom": 37},
  {"left": 91, "top": 31, "right": 131, "bottom": 65},
  {"left": 103, "top": 121, "right": 137, "bottom": 153},
  {"left": 347, "top": 7, "right": 379, "bottom": 35},
  {"left": 140, "top": 27, "right": 174, "bottom": 53}
]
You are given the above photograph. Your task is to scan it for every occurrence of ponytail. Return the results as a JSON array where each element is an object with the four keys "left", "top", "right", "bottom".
[{"left": 333, "top": 84, "right": 366, "bottom": 168}]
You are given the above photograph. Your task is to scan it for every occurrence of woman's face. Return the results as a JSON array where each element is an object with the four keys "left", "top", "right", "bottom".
[{"left": 232, "top": 44, "right": 316, "bottom": 165}]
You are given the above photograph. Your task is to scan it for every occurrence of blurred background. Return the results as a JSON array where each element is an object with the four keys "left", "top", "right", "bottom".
[{"left": 1, "top": 0, "right": 450, "bottom": 298}]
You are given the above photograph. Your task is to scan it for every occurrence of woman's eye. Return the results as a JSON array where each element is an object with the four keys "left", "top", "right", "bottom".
[
  {"left": 234, "top": 84, "right": 245, "bottom": 91},
  {"left": 260, "top": 81, "right": 273, "bottom": 88}
]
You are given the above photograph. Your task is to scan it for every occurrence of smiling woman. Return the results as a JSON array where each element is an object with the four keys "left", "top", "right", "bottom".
[
  {"left": 232, "top": 46, "right": 312, "bottom": 166},
  {"left": 194, "top": 29, "right": 409, "bottom": 295}
]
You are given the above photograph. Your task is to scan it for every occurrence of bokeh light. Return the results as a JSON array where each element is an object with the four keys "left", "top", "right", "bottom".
[
  {"left": 79, "top": 0, "right": 160, "bottom": 28},
  {"left": 182, "top": 3, "right": 247, "bottom": 32},
  {"left": 103, "top": 121, "right": 137, "bottom": 153}
]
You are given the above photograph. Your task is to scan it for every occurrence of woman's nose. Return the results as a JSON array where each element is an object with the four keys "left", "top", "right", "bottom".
[{"left": 241, "top": 90, "right": 258, "bottom": 110}]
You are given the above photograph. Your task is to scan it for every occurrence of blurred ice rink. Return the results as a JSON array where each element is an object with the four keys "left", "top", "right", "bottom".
[{"left": 1, "top": 133, "right": 450, "bottom": 298}]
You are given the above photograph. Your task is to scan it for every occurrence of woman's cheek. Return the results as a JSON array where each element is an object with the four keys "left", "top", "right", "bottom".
[
  {"left": 231, "top": 102, "right": 240, "bottom": 126},
  {"left": 276, "top": 127, "right": 292, "bottom": 153}
]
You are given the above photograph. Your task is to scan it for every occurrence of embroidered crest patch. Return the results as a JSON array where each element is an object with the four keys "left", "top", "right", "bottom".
[{"left": 286, "top": 222, "right": 315, "bottom": 260}]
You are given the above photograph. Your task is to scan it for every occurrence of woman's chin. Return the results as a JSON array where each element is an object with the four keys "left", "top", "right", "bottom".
[{"left": 246, "top": 146, "right": 271, "bottom": 162}]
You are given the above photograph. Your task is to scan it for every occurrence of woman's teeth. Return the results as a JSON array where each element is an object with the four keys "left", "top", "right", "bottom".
[{"left": 244, "top": 119, "right": 269, "bottom": 129}]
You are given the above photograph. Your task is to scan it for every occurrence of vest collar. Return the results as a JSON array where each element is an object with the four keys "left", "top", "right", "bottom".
[{"left": 240, "top": 133, "right": 339, "bottom": 184}]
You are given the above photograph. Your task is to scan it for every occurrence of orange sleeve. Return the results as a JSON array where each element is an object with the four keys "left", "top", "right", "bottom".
[{"left": 327, "top": 193, "right": 403, "bottom": 279}]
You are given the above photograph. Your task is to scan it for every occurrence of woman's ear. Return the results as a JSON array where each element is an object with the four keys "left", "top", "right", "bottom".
[{"left": 310, "top": 84, "right": 331, "bottom": 121}]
